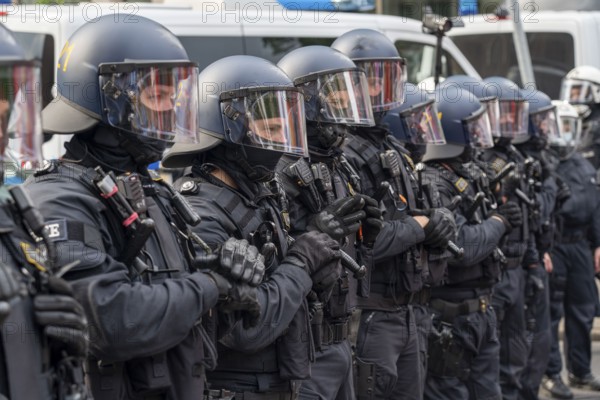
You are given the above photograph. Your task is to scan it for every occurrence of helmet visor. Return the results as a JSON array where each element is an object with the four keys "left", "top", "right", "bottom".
[
  {"left": 399, "top": 99, "right": 445, "bottom": 145},
  {"left": 98, "top": 62, "right": 199, "bottom": 144},
  {"left": 560, "top": 79, "right": 600, "bottom": 104},
  {"left": 552, "top": 116, "right": 580, "bottom": 147},
  {"left": 530, "top": 106, "right": 560, "bottom": 141},
  {"left": 220, "top": 88, "right": 308, "bottom": 157},
  {"left": 299, "top": 69, "right": 374, "bottom": 126},
  {"left": 354, "top": 59, "right": 407, "bottom": 111},
  {"left": 0, "top": 61, "right": 44, "bottom": 177},
  {"left": 463, "top": 107, "right": 494, "bottom": 149},
  {"left": 481, "top": 97, "right": 501, "bottom": 137},
  {"left": 498, "top": 99, "right": 529, "bottom": 138}
]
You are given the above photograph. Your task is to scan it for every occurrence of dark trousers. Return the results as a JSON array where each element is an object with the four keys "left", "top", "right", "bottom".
[
  {"left": 424, "top": 307, "right": 502, "bottom": 400},
  {"left": 355, "top": 306, "right": 421, "bottom": 399},
  {"left": 492, "top": 267, "right": 528, "bottom": 400},
  {"left": 547, "top": 241, "right": 599, "bottom": 377},
  {"left": 519, "top": 266, "right": 552, "bottom": 400},
  {"left": 413, "top": 304, "right": 433, "bottom": 395},
  {"left": 297, "top": 340, "right": 354, "bottom": 400}
]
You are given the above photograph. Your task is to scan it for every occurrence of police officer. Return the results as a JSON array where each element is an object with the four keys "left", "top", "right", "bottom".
[
  {"left": 513, "top": 88, "right": 564, "bottom": 400},
  {"left": 0, "top": 23, "right": 89, "bottom": 400},
  {"left": 380, "top": 82, "right": 452, "bottom": 378},
  {"left": 559, "top": 65, "right": 600, "bottom": 168},
  {"left": 23, "top": 16, "right": 262, "bottom": 400},
  {"left": 477, "top": 76, "right": 535, "bottom": 400},
  {"left": 332, "top": 29, "right": 457, "bottom": 399},
  {"left": 162, "top": 55, "right": 344, "bottom": 400},
  {"left": 276, "top": 45, "right": 383, "bottom": 399},
  {"left": 422, "top": 86, "right": 521, "bottom": 400},
  {"left": 542, "top": 98, "right": 600, "bottom": 396}
]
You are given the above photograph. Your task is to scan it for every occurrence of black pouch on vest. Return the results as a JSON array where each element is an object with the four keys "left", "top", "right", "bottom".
[
  {"left": 126, "top": 353, "right": 172, "bottom": 395},
  {"left": 277, "top": 300, "right": 312, "bottom": 380}
]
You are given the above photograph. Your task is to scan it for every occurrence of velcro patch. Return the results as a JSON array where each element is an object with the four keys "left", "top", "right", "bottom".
[
  {"left": 491, "top": 157, "right": 507, "bottom": 174},
  {"left": 454, "top": 177, "right": 469, "bottom": 193},
  {"left": 44, "top": 219, "right": 68, "bottom": 241}
]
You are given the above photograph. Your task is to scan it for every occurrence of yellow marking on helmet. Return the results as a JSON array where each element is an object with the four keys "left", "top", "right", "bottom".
[
  {"left": 438, "top": 112, "right": 443, "bottom": 120},
  {"left": 57, "top": 41, "right": 75, "bottom": 73}
]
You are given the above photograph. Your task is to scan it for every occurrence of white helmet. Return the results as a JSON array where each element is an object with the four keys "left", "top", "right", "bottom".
[
  {"left": 418, "top": 76, "right": 445, "bottom": 94},
  {"left": 559, "top": 65, "right": 600, "bottom": 105},
  {"left": 551, "top": 100, "right": 581, "bottom": 159}
]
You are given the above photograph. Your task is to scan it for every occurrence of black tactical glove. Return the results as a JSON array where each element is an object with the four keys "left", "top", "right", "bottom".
[
  {"left": 555, "top": 176, "right": 571, "bottom": 204},
  {"left": 307, "top": 196, "right": 366, "bottom": 241},
  {"left": 491, "top": 201, "right": 523, "bottom": 232},
  {"left": 33, "top": 276, "right": 88, "bottom": 358},
  {"left": 207, "top": 271, "right": 261, "bottom": 329},
  {"left": 358, "top": 195, "right": 384, "bottom": 248},
  {"left": 422, "top": 208, "right": 457, "bottom": 249},
  {"left": 197, "top": 238, "right": 265, "bottom": 287},
  {"left": 286, "top": 231, "right": 342, "bottom": 293},
  {"left": 0, "top": 262, "right": 24, "bottom": 323}
]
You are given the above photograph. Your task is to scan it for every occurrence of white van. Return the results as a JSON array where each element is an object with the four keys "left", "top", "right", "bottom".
[
  {"left": 448, "top": 10, "right": 600, "bottom": 99},
  {"left": 1, "top": 2, "right": 479, "bottom": 160}
]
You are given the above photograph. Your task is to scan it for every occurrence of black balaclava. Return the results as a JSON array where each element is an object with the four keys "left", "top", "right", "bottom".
[
  {"left": 404, "top": 143, "right": 426, "bottom": 163},
  {"left": 307, "top": 121, "right": 348, "bottom": 153},
  {"left": 64, "top": 123, "right": 167, "bottom": 174}
]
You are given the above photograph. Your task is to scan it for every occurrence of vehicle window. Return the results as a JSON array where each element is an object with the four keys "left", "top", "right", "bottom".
[
  {"left": 178, "top": 36, "right": 245, "bottom": 73},
  {"left": 11, "top": 32, "right": 54, "bottom": 109},
  {"left": 395, "top": 40, "right": 466, "bottom": 84},
  {"left": 452, "top": 32, "right": 575, "bottom": 99},
  {"left": 244, "top": 37, "right": 335, "bottom": 64}
]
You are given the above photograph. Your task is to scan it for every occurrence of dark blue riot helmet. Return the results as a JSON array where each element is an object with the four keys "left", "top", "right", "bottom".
[
  {"left": 0, "top": 23, "right": 44, "bottom": 183},
  {"left": 516, "top": 87, "right": 559, "bottom": 148},
  {"left": 163, "top": 55, "right": 308, "bottom": 181},
  {"left": 439, "top": 75, "right": 501, "bottom": 137},
  {"left": 481, "top": 76, "right": 529, "bottom": 142},
  {"left": 42, "top": 14, "right": 199, "bottom": 147},
  {"left": 331, "top": 29, "right": 407, "bottom": 117},
  {"left": 380, "top": 83, "right": 445, "bottom": 162},
  {"left": 277, "top": 46, "right": 375, "bottom": 150},
  {"left": 423, "top": 86, "right": 494, "bottom": 162}
]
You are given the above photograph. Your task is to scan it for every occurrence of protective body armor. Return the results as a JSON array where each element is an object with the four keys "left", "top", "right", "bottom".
[
  {"left": 0, "top": 190, "right": 87, "bottom": 400},
  {"left": 176, "top": 172, "right": 312, "bottom": 392},
  {"left": 342, "top": 129, "right": 447, "bottom": 306},
  {"left": 27, "top": 161, "right": 210, "bottom": 400},
  {"left": 422, "top": 163, "right": 502, "bottom": 289}
]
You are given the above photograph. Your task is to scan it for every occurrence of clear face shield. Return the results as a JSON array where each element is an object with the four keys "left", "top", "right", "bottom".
[
  {"left": 530, "top": 105, "right": 560, "bottom": 143},
  {"left": 551, "top": 116, "right": 581, "bottom": 158},
  {"left": 560, "top": 79, "right": 600, "bottom": 105},
  {"left": 498, "top": 99, "right": 529, "bottom": 139},
  {"left": 463, "top": 106, "right": 494, "bottom": 149},
  {"left": 399, "top": 98, "right": 445, "bottom": 145},
  {"left": 0, "top": 61, "right": 44, "bottom": 183},
  {"left": 220, "top": 87, "right": 308, "bottom": 157},
  {"left": 296, "top": 69, "right": 374, "bottom": 126},
  {"left": 354, "top": 58, "right": 407, "bottom": 112},
  {"left": 98, "top": 61, "right": 200, "bottom": 144},
  {"left": 481, "top": 97, "right": 501, "bottom": 137}
]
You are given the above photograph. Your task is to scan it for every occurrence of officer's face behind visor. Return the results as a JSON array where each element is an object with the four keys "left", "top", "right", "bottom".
[
  {"left": 296, "top": 69, "right": 374, "bottom": 126},
  {"left": 463, "top": 106, "right": 494, "bottom": 149},
  {"left": 530, "top": 105, "right": 560, "bottom": 142},
  {"left": 354, "top": 58, "right": 407, "bottom": 112},
  {"left": 220, "top": 87, "right": 308, "bottom": 157},
  {"left": 497, "top": 99, "right": 529, "bottom": 139},
  {"left": 98, "top": 61, "right": 200, "bottom": 144},
  {"left": 0, "top": 61, "right": 44, "bottom": 181},
  {"left": 551, "top": 115, "right": 579, "bottom": 149},
  {"left": 560, "top": 79, "right": 600, "bottom": 105},
  {"left": 399, "top": 98, "right": 445, "bottom": 145}
]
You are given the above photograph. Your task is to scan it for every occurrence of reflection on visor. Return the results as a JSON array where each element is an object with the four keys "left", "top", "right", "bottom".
[
  {"left": 463, "top": 108, "right": 494, "bottom": 149},
  {"left": 482, "top": 98, "right": 501, "bottom": 137},
  {"left": 300, "top": 70, "right": 374, "bottom": 126},
  {"left": 355, "top": 59, "right": 407, "bottom": 111},
  {"left": 99, "top": 62, "right": 199, "bottom": 143},
  {"left": 0, "top": 62, "right": 43, "bottom": 175},
  {"left": 530, "top": 107, "right": 560, "bottom": 141},
  {"left": 498, "top": 99, "right": 529, "bottom": 137},
  {"left": 560, "top": 80, "right": 600, "bottom": 104},
  {"left": 400, "top": 100, "right": 445, "bottom": 145},
  {"left": 551, "top": 116, "right": 579, "bottom": 147},
  {"left": 221, "top": 89, "right": 308, "bottom": 157}
]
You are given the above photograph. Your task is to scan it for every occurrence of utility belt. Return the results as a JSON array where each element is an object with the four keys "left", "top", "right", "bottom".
[
  {"left": 560, "top": 230, "right": 586, "bottom": 244},
  {"left": 504, "top": 256, "right": 523, "bottom": 270},
  {"left": 369, "top": 284, "right": 431, "bottom": 305},
  {"left": 429, "top": 295, "right": 491, "bottom": 323},
  {"left": 204, "top": 382, "right": 299, "bottom": 400}
]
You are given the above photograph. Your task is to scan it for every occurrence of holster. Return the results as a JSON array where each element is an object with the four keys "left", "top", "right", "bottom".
[
  {"left": 427, "top": 322, "right": 470, "bottom": 380},
  {"left": 354, "top": 358, "right": 376, "bottom": 400}
]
